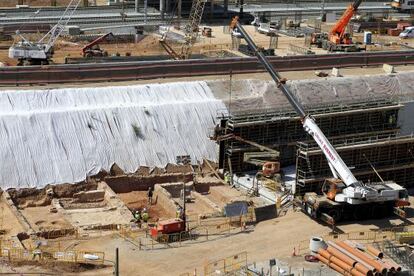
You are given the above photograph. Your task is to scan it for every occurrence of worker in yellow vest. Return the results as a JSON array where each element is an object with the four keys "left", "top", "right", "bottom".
[{"left": 142, "top": 208, "right": 149, "bottom": 223}]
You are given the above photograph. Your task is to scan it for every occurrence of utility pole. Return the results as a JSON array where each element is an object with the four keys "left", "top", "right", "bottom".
[
  {"left": 182, "top": 182, "right": 186, "bottom": 230},
  {"left": 144, "top": 0, "right": 148, "bottom": 24},
  {"left": 115, "top": 248, "right": 119, "bottom": 276}
]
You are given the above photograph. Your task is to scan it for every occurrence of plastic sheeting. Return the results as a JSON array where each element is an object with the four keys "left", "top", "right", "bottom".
[
  {"left": 207, "top": 72, "right": 414, "bottom": 114},
  {"left": 0, "top": 81, "right": 226, "bottom": 189},
  {"left": 3, "top": 72, "right": 414, "bottom": 189}
]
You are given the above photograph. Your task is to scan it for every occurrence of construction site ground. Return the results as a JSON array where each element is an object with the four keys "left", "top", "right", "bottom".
[
  {"left": 20, "top": 205, "right": 72, "bottom": 232},
  {"left": 118, "top": 191, "right": 172, "bottom": 222},
  {"left": 1, "top": 24, "right": 413, "bottom": 66},
  {"left": 1, "top": 15, "right": 414, "bottom": 276},
  {"left": 0, "top": 200, "right": 25, "bottom": 238},
  {"left": 2, "top": 199, "right": 414, "bottom": 275}
]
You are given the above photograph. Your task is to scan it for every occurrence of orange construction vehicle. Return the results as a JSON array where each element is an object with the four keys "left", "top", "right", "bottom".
[{"left": 312, "top": 0, "right": 364, "bottom": 52}]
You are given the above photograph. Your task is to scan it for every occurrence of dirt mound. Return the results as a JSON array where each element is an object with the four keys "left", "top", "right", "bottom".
[
  {"left": 8, "top": 182, "right": 98, "bottom": 208},
  {"left": 59, "top": 198, "right": 107, "bottom": 209},
  {"left": 7, "top": 187, "right": 50, "bottom": 208},
  {"left": 52, "top": 182, "right": 98, "bottom": 198},
  {"left": 0, "top": 0, "right": 72, "bottom": 7},
  {"left": 10, "top": 260, "right": 108, "bottom": 273}
]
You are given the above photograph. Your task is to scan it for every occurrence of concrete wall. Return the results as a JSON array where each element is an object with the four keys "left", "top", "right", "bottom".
[
  {"left": 161, "top": 182, "right": 193, "bottom": 198},
  {"left": 153, "top": 184, "right": 177, "bottom": 218},
  {"left": 105, "top": 173, "right": 194, "bottom": 193}
]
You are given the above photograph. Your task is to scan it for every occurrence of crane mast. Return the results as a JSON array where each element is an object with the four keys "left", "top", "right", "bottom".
[
  {"left": 40, "top": 0, "right": 82, "bottom": 53},
  {"left": 159, "top": 0, "right": 206, "bottom": 60}
]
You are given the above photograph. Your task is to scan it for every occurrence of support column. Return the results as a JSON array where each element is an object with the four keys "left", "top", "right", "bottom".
[
  {"left": 223, "top": 0, "right": 228, "bottom": 17},
  {"left": 239, "top": 0, "right": 244, "bottom": 19},
  {"left": 160, "top": 0, "right": 165, "bottom": 20},
  {"left": 144, "top": 0, "right": 148, "bottom": 24},
  {"left": 135, "top": 0, "right": 139, "bottom": 12},
  {"left": 177, "top": 0, "right": 182, "bottom": 25},
  {"left": 210, "top": 0, "right": 215, "bottom": 22},
  {"left": 166, "top": 0, "right": 170, "bottom": 13}
]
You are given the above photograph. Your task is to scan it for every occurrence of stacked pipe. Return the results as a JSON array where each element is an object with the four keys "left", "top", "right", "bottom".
[{"left": 316, "top": 240, "right": 402, "bottom": 276}]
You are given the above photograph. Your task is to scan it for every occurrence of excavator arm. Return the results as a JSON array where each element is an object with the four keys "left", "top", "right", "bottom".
[
  {"left": 82, "top": 32, "right": 114, "bottom": 55},
  {"left": 329, "top": 0, "right": 362, "bottom": 44}
]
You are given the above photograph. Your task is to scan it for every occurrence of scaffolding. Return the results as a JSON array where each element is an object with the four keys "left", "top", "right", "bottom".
[
  {"left": 217, "top": 98, "right": 401, "bottom": 173},
  {"left": 296, "top": 135, "right": 414, "bottom": 195}
]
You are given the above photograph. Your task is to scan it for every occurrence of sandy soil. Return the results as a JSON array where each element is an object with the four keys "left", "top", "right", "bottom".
[
  {"left": 205, "top": 185, "right": 245, "bottom": 208},
  {"left": 20, "top": 205, "right": 72, "bottom": 231},
  {"left": 0, "top": 0, "right": 72, "bottom": 7},
  {"left": 184, "top": 198, "right": 216, "bottom": 217},
  {"left": 0, "top": 200, "right": 26, "bottom": 237},
  {"left": 117, "top": 191, "right": 171, "bottom": 222},
  {"left": 71, "top": 208, "right": 407, "bottom": 276}
]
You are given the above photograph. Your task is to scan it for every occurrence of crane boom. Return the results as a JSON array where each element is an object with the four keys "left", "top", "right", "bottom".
[
  {"left": 39, "top": 0, "right": 82, "bottom": 53},
  {"left": 159, "top": 0, "right": 206, "bottom": 60},
  {"left": 229, "top": 17, "right": 358, "bottom": 187},
  {"left": 329, "top": 0, "right": 362, "bottom": 44},
  {"left": 9, "top": 0, "right": 81, "bottom": 65}
]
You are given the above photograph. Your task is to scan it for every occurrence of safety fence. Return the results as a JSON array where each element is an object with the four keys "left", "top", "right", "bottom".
[
  {"left": 130, "top": 215, "right": 255, "bottom": 250},
  {"left": 0, "top": 241, "right": 105, "bottom": 265},
  {"left": 204, "top": 251, "right": 248, "bottom": 276},
  {"left": 296, "top": 228, "right": 403, "bottom": 255}
]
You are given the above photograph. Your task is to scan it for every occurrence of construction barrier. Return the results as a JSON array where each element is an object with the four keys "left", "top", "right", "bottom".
[
  {"left": 0, "top": 243, "right": 105, "bottom": 265},
  {"left": 204, "top": 251, "right": 248, "bottom": 276},
  {"left": 296, "top": 229, "right": 399, "bottom": 255}
]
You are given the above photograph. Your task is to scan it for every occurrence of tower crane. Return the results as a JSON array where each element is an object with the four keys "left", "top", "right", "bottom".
[
  {"left": 159, "top": 0, "right": 206, "bottom": 60},
  {"left": 230, "top": 16, "right": 409, "bottom": 224},
  {"left": 9, "top": 0, "right": 82, "bottom": 66}
]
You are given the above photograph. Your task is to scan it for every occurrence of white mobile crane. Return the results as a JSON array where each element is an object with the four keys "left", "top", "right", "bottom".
[
  {"left": 9, "top": 0, "right": 81, "bottom": 66},
  {"left": 229, "top": 17, "right": 410, "bottom": 224}
]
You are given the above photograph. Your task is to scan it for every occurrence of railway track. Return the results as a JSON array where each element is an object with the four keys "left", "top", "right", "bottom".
[{"left": 1, "top": 51, "right": 413, "bottom": 86}]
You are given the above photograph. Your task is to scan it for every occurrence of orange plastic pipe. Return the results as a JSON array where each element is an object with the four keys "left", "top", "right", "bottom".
[
  {"left": 317, "top": 254, "right": 352, "bottom": 276},
  {"left": 328, "top": 241, "right": 376, "bottom": 272},
  {"left": 354, "top": 263, "right": 373, "bottom": 276},
  {"left": 326, "top": 247, "right": 357, "bottom": 266},
  {"left": 326, "top": 247, "right": 373, "bottom": 276},
  {"left": 336, "top": 241, "right": 387, "bottom": 275},
  {"left": 319, "top": 249, "right": 365, "bottom": 276},
  {"left": 382, "top": 259, "right": 401, "bottom": 272},
  {"left": 366, "top": 245, "right": 383, "bottom": 259}
]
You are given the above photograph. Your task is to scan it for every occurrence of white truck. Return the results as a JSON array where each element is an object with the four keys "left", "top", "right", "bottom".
[
  {"left": 399, "top": 26, "right": 414, "bottom": 38},
  {"left": 257, "top": 23, "right": 278, "bottom": 36}
]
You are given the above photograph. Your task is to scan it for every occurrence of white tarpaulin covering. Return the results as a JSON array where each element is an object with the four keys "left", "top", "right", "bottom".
[
  {"left": 0, "top": 82, "right": 226, "bottom": 189},
  {"left": 2, "top": 72, "right": 414, "bottom": 189}
]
